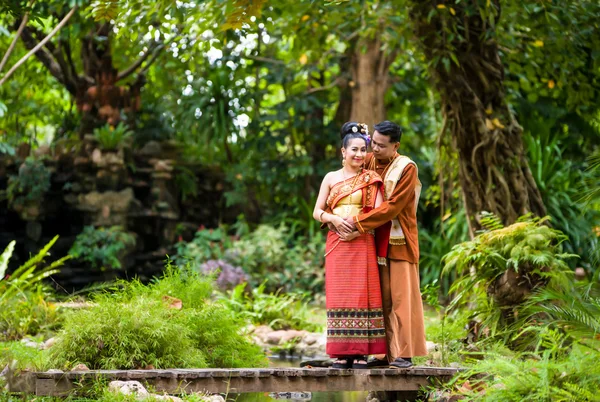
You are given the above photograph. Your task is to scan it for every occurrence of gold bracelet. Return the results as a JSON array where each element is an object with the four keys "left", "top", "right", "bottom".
[{"left": 319, "top": 211, "right": 326, "bottom": 222}]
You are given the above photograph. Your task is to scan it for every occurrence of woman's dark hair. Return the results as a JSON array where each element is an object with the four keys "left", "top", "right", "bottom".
[
  {"left": 340, "top": 121, "right": 368, "bottom": 148},
  {"left": 373, "top": 120, "right": 402, "bottom": 143}
]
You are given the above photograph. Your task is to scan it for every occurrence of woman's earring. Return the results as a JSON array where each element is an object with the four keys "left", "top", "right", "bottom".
[{"left": 342, "top": 158, "right": 346, "bottom": 167}]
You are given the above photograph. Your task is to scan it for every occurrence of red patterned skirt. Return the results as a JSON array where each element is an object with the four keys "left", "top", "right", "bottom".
[{"left": 325, "top": 231, "right": 386, "bottom": 357}]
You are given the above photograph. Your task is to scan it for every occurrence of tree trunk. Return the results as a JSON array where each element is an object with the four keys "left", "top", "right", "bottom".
[
  {"left": 349, "top": 37, "right": 395, "bottom": 127},
  {"left": 410, "top": 1, "right": 546, "bottom": 232},
  {"left": 18, "top": 19, "right": 146, "bottom": 135}
]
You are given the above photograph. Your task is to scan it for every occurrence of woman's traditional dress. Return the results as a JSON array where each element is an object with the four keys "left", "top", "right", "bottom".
[{"left": 324, "top": 169, "right": 387, "bottom": 357}]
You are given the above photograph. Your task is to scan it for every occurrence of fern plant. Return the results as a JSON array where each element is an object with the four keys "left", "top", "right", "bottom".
[
  {"left": 93, "top": 122, "right": 133, "bottom": 151},
  {"left": 442, "top": 215, "right": 576, "bottom": 339},
  {"left": 518, "top": 281, "right": 600, "bottom": 347}
]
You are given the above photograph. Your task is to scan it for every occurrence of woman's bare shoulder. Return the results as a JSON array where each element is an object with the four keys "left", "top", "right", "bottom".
[{"left": 322, "top": 170, "right": 341, "bottom": 185}]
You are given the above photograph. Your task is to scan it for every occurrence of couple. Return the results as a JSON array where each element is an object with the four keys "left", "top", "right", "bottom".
[{"left": 313, "top": 121, "right": 426, "bottom": 369}]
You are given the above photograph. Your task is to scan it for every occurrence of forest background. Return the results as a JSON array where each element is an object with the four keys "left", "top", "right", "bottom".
[{"left": 1, "top": 1, "right": 600, "bottom": 399}]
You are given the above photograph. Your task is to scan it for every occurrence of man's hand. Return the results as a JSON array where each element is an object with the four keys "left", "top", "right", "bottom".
[
  {"left": 340, "top": 230, "right": 360, "bottom": 242},
  {"left": 345, "top": 217, "right": 357, "bottom": 231}
]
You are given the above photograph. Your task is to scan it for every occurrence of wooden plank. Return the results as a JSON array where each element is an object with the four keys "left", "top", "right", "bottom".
[{"left": 12, "top": 366, "right": 459, "bottom": 396}]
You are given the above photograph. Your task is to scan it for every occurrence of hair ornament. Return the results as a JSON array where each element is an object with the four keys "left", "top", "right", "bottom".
[
  {"left": 352, "top": 126, "right": 358, "bottom": 133},
  {"left": 358, "top": 123, "right": 371, "bottom": 146}
]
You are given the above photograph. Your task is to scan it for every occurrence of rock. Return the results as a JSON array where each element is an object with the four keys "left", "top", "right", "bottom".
[
  {"left": 20, "top": 338, "right": 41, "bottom": 349},
  {"left": 303, "top": 335, "right": 318, "bottom": 345},
  {"left": 280, "top": 330, "right": 308, "bottom": 343},
  {"left": 71, "top": 364, "right": 90, "bottom": 371},
  {"left": 202, "top": 395, "right": 225, "bottom": 402},
  {"left": 76, "top": 188, "right": 135, "bottom": 226},
  {"left": 148, "top": 394, "right": 183, "bottom": 402},
  {"left": 154, "top": 160, "right": 174, "bottom": 172},
  {"left": 426, "top": 341, "right": 438, "bottom": 353},
  {"left": 47, "top": 369, "right": 64, "bottom": 374},
  {"left": 575, "top": 267, "right": 586, "bottom": 280},
  {"left": 42, "top": 338, "right": 56, "bottom": 350},
  {"left": 108, "top": 380, "right": 149, "bottom": 397},
  {"left": 91, "top": 148, "right": 103, "bottom": 164},
  {"left": 139, "top": 141, "right": 163, "bottom": 157},
  {"left": 251, "top": 325, "right": 272, "bottom": 338},
  {"left": 266, "top": 330, "right": 287, "bottom": 345}
]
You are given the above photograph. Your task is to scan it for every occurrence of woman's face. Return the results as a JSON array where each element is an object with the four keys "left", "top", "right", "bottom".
[{"left": 342, "top": 138, "right": 367, "bottom": 169}]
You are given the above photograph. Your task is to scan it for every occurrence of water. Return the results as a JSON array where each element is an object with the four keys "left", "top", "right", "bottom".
[{"left": 227, "top": 355, "right": 370, "bottom": 402}]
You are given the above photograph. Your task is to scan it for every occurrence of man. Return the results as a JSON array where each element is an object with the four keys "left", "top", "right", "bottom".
[{"left": 345, "top": 120, "right": 427, "bottom": 368}]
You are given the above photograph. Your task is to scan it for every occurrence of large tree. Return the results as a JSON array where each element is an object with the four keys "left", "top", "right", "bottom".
[
  {"left": 1, "top": 1, "right": 210, "bottom": 135},
  {"left": 408, "top": 0, "right": 547, "bottom": 233}
]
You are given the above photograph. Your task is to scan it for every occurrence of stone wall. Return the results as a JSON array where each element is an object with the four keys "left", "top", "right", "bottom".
[{"left": 0, "top": 139, "right": 237, "bottom": 291}]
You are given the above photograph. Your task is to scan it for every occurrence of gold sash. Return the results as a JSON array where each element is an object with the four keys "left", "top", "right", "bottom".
[{"left": 382, "top": 155, "right": 421, "bottom": 246}]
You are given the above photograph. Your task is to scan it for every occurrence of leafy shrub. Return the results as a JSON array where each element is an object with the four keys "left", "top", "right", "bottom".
[
  {"left": 49, "top": 292, "right": 207, "bottom": 370},
  {"left": 0, "top": 341, "right": 50, "bottom": 372},
  {"left": 448, "top": 338, "right": 600, "bottom": 401},
  {"left": 93, "top": 122, "right": 133, "bottom": 151},
  {"left": 525, "top": 133, "right": 600, "bottom": 276},
  {"left": 199, "top": 259, "right": 248, "bottom": 291},
  {"left": 176, "top": 223, "right": 326, "bottom": 297},
  {"left": 6, "top": 158, "right": 51, "bottom": 207},
  {"left": 69, "top": 226, "right": 136, "bottom": 270},
  {"left": 49, "top": 265, "right": 266, "bottom": 370},
  {"left": 1, "top": 236, "right": 68, "bottom": 341},
  {"left": 218, "top": 283, "right": 322, "bottom": 332},
  {"left": 442, "top": 214, "right": 576, "bottom": 340},
  {"left": 174, "top": 226, "right": 234, "bottom": 267},
  {"left": 419, "top": 209, "right": 469, "bottom": 296},
  {"left": 224, "top": 225, "right": 288, "bottom": 277}
]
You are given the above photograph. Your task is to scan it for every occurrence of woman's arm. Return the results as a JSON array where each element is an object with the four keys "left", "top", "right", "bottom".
[{"left": 313, "top": 173, "right": 353, "bottom": 233}]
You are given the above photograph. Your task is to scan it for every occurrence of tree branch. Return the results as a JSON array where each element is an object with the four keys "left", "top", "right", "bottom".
[
  {"left": 244, "top": 55, "right": 286, "bottom": 65},
  {"left": 305, "top": 77, "right": 343, "bottom": 94},
  {"left": 0, "top": 6, "right": 78, "bottom": 87},
  {"left": 19, "top": 26, "right": 66, "bottom": 84},
  {"left": 117, "top": 35, "right": 178, "bottom": 82},
  {"left": 0, "top": 9, "right": 30, "bottom": 73}
]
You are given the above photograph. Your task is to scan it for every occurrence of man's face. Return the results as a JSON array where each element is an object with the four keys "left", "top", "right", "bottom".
[{"left": 371, "top": 130, "right": 399, "bottom": 160}]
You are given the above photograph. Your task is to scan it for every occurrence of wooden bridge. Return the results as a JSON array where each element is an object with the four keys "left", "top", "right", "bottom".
[{"left": 10, "top": 366, "right": 459, "bottom": 396}]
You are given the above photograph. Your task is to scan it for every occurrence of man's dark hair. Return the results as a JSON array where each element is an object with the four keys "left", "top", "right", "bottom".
[{"left": 373, "top": 120, "right": 402, "bottom": 143}]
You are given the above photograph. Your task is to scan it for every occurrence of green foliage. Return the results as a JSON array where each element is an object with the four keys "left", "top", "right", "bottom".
[
  {"left": 523, "top": 127, "right": 600, "bottom": 275},
  {"left": 225, "top": 225, "right": 287, "bottom": 278},
  {"left": 176, "top": 223, "right": 326, "bottom": 297},
  {"left": 174, "top": 226, "right": 234, "bottom": 267},
  {"left": 93, "top": 123, "right": 133, "bottom": 151},
  {"left": 444, "top": 215, "right": 575, "bottom": 300},
  {"left": 49, "top": 290, "right": 207, "bottom": 370},
  {"left": 6, "top": 158, "right": 51, "bottom": 207},
  {"left": 49, "top": 265, "right": 267, "bottom": 370},
  {"left": 442, "top": 215, "right": 577, "bottom": 340},
  {"left": 450, "top": 340, "right": 600, "bottom": 401},
  {"left": 0, "top": 236, "right": 68, "bottom": 341},
  {"left": 218, "top": 283, "right": 322, "bottom": 332},
  {"left": 69, "top": 226, "right": 136, "bottom": 270},
  {"left": 0, "top": 341, "right": 50, "bottom": 372},
  {"left": 419, "top": 209, "right": 469, "bottom": 295},
  {"left": 520, "top": 282, "right": 600, "bottom": 347}
]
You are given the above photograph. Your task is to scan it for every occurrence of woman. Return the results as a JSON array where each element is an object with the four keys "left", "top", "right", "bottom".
[{"left": 313, "top": 122, "right": 387, "bottom": 369}]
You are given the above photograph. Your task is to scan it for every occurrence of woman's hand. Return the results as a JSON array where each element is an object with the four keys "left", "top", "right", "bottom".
[
  {"left": 333, "top": 216, "right": 354, "bottom": 235},
  {"left": 339, "top": 230, "right": 360, "bottom": 242}
]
